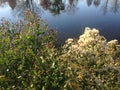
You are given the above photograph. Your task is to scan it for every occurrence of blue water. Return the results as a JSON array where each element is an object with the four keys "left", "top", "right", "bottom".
[{"left": 0, "top": 0, "right": 120, "bottom": 45}]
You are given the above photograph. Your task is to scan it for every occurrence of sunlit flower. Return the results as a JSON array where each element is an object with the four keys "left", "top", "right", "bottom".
[
  {"left": 107, "top": 39, "right": 118, "bottom": 46},
  {"left": 71, "top": 45, "right": 78, "bottom": 50},
  {"left": 65, "top": 38, "right": 73, "bottom": 44},
  {"left": 51, "top": 62, "right": 55, "bottom": 68},
  {"left": 17, "top": 76, "right": 22, "bottom": 79},
  {"left": 92, "top": 28, "right": 99, "bottom": 35}
]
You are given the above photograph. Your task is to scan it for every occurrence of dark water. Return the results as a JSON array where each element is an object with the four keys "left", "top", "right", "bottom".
[{"left": 0, "top": 0, "right": 120, "bottom": 45}]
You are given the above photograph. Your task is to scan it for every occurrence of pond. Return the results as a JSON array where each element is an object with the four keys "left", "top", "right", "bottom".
[{"left": 0, "top": 0, "right": 120, "bottom": 45}]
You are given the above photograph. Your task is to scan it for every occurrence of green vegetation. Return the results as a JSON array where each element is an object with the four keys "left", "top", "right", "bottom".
[{"left": 0, "top": 11, "right": 120, "bottom": 90}]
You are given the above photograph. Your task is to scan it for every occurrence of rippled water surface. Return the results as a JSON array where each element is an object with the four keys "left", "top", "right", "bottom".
[{"left": 0, "top": 0, "right": 120, "bottom": 45}]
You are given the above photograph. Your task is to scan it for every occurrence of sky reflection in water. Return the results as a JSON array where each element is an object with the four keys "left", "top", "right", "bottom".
[{"left": 0, "top": 0, "right": 120, "bottom": 45}]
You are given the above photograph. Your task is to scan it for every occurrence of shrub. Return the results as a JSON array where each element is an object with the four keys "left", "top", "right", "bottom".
[
  {"left": 62, "top": 27, "right": 120, "bottom": 90},
  {"left": 0, "top": 11, "right": 64, "bottom": 90}
]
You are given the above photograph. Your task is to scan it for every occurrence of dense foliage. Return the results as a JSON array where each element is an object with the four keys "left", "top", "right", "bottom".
[
  {"left": 0, "top": 11, "right": 120, "bottom": 90},
  {"left": 62, "top": 28, "right": 120, "bottom": 90},
  {"left": 0, "top": 11, "right": 62, "bottom": 90}
]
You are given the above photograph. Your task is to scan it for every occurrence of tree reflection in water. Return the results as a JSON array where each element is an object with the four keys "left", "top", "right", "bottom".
[
  {"left": 86, "top": 0, "right": 101, "bottom": 7},
  {"left": 40, "top": 0, "right": 80, "bottom": 15},
  {"left": 40, "top": 0, "right": 120, "bottom": 15},
  {"left": 26, "top": 0, "right": 33, "bottom": 10},
  {"left": 40, "top": 0, "right": 65, "bottom": 15},
  {"left": 94, "top": 0, "right": 101, "bottom": 7},
  {"left": 0, "top": 0, "right": 120, "bottom": 16},
  {"left": 7, "top": 0, "right": 16, "bottom": 9},
  {"left": 86, "top": 0, "right": 92, "bottom": 6},
  {"left": 101, "top": 0, "right": 120, "bottom": 15},
  {"left": 102, "top": 0, "right": 109, "bottom": 15},
  {"left": 111, "top": 0, "right": 120, "bottom": 13}
]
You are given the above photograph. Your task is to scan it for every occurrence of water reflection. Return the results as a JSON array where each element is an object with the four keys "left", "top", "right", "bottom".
[
  {"left": 7, "top": 0, "right": 16, "bottom": 9},
  {"left": 40, "top": 0, "right": 79, "bottom": 15},
  {"left": 86, "top": 0, "right": 92, "bottom": 6},
  {"left": 94, "top": 0, "right": 101, "bottom": 7},
  {"left": 40, "top": 0, "right": 65, "bottom": 15},
  {"left": 102, "top": 0, "right": 120, "bottom": 14},
  {"left": 0, "top": 0, "right": 33, "bottom": 10},
  {"left": 26, "top": 0, "right": 33, "bottom": 10},
  {"left": 39, "top": 0, "right": 120, "bottom": 15},
  {"left": 0, "top": 0, "right": 41, "bottom": 17},
  {"left": 86, "top": 0, "right": 101, "bottom": 7},
  {"left": 0, "top": 0, "right": 120, "bottom": 16},
  {"left": 111, "top": 0, "right": 120, "bottom": 13}
]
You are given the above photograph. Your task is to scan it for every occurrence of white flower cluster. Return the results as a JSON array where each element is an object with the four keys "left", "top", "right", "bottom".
[
  {"left": 63, "top": 27, "right": 119, "bottom": 64},
  {"left": 64, "top": 27, "right": 107, "bottom": 55},
  {"left": 65, "top": 38, "right": 73, "bottom": 45},
  {"left": 107, "top": 39, "right": 118, "bottom": 47}
]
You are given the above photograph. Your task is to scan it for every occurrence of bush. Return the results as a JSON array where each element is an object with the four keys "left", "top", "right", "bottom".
[
  {"left": 0, "top": 11, "right": 64, "bottom": 90},
  {"left": 62, "top": 27, "right": 120, "bottom": 90},
  {"left": 0, "top": 11, "right": 120, "bottom": 90}
]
